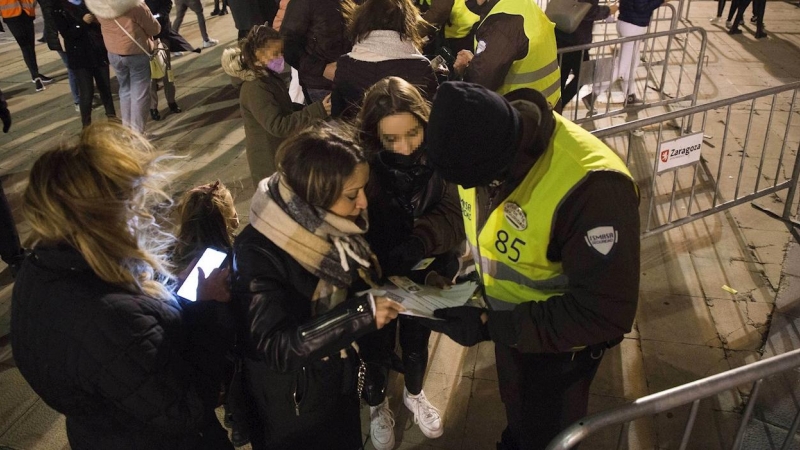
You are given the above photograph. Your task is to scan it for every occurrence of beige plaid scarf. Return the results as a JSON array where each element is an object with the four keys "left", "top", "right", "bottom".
[{"left": 250, "top": 174, "right": 380, "bottom": 315}]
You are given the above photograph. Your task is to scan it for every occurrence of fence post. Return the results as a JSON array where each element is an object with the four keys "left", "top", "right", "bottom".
[{"left": 782, "top": 141, "right": 800, "bottom": 221}]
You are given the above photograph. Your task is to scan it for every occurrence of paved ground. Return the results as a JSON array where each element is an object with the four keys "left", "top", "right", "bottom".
[{"left": 1, "top": 1, "right": 799, "bottom": 449}]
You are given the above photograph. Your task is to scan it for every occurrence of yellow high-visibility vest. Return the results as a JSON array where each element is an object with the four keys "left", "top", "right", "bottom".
[
  {"left": 444, "top": 0, "right": 480, "bottom": 39},
  {"left": 459, "top": 114, "right": 635, "bottom": 310},
  {"left": 475, "top": 0, "right": 562, "bottom": 106},
  {"left": 0, "top": 0, "right": 35, "bottom": 19}
]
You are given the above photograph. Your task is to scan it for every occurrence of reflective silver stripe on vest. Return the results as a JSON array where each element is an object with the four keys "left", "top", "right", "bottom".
[
  {"left": 471, "top": 243, "right": 570, "bottom": 295},
  {"left": 538, "top": 78, "right": 562, "bottom": 102},
  {"left": 505, "top": 59, "right": 559, "bottom": 86}
]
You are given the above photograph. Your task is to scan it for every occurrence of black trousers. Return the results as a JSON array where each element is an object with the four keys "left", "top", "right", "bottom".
[
  {"left": 75, "top": 66, "right": 116, "bottom": 127},
  {"left": 495, "top": 343, "right": 604, "bottom": 450},
  {"left": 559, "top": 49, "right": 589, "bottom": 107},
  {"left": 0, "top": 181, "right": 23, "bottom": 265},
  {"left": 359, "top": 315, "right": 431, "bottom": 406},
  {"left": 4, "top": 14, "right": 38, "bottom": 79}
]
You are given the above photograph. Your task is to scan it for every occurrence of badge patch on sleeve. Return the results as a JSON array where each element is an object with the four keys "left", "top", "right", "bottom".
[
  {"left": 584, "top": 226, "right": 618, "bottom": 256},
  {"left": 476, "top": 40, "right": 487, "bottom": 55}
]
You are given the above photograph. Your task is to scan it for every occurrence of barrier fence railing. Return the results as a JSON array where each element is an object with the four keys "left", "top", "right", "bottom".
[
  {"left": 557, "top": 26, "right": 707, "bottom": 126},
  {"left": 545, "top": 348, "right": 800, "bottom": 450},
  {"left": 590, "top": 81, "right": 800, "bottom": 239}
]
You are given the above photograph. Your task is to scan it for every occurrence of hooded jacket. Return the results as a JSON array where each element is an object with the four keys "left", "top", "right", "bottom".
[
  {"left": 221, "top": 48, "right": 327, "bottom": 185},
  {"left": 85, "top": 0, "right": 160, "bottom": 55}
]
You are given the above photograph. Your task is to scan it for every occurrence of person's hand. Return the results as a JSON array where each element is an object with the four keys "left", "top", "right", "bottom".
[
  {"left": 454, "top": 50, "right": 474, "bottom": 75},
  {"left": 419, "top": 306, "right": 490, "bottom": 347},
  {"left": 374, "top": 296, "right": 405, "bottom": 329},
  {"left": 322, "top": 93, "right": 332, "bottom": 115},
  {"left": 0, "top": 105, "right": 11, "bottom": 133},
  {"left": 196, "top": 266, "right": 231, "bottom": 303},
  {"left": 608, "top": 4, "right": 619, "bottom": 15},
  {"left": 83, "top": 13, "right": 95, "bottom": 23},
  {"left": 323, "top": 62, "right": 337, "bottom": 81},
  {"left": 425, "top": 271, "right": 453, "bottom": 289}
]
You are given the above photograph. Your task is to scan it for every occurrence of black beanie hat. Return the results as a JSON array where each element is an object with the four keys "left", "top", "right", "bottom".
[{"left": 426, "top": 82, "right": 522, "bottom": 188}]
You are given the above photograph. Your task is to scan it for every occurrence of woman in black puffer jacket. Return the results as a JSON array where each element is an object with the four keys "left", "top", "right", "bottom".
[{"left": 11, "top": 123, "right": 235, "bottom": 450}]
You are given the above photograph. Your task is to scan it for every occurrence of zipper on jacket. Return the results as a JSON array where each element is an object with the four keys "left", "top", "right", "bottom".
[
  {"left": 299, "top": 303, "right": 366, "bottom": 341},
  {"left": 293, "top": 366, "right": 306, "bottom": 416}
]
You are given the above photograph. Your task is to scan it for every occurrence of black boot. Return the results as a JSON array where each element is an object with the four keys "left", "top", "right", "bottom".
[
  {"left": 168, "top": 103, "right": 182, "bottom": 114},
  {"left": 150, "top": 109, "right": 161, "bottom": 121}
]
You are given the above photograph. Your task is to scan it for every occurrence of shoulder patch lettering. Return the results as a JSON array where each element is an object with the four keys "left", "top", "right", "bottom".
[{"left": 584, "top": 226, "right": 618, "bottom": 256}]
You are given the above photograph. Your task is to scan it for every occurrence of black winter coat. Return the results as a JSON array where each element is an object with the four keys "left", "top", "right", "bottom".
[
  {"left": 231, "top": 225, "right": 377, "bottom": 450},
  {"left": 280, "top": 0, "right": 353, "bottom": 91},
  {"left": 11, "top": 245, "right": 235, "bottom": 450},
  {"left": 144, "top": 0, "right": 194, "bottom": 52},
  {"left": 365, "top": 149, "right": 464, "bottom": 281},
  {"left": 618, "top": 0, "right": 665, "bottom": 27},
  {"left": 51, "top": 0, "right": 109, "bottom": 69},
  {"left": 332, "top": 54, "right": 438, "bottom": 119}
]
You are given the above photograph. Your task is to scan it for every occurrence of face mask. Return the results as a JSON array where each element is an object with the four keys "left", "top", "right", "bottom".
[{"left": 267, "top": 56, "right": 284, "bottom": 73}]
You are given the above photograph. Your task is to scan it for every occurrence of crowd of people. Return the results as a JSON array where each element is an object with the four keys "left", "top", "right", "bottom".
[{"left": 1, "top": 0, "right": 706, "bottom": 448}]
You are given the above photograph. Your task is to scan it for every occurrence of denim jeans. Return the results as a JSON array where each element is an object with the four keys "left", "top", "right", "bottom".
[
  {"left": 57, "top": 51, "right": 80, "bottom": 105},
  {"left": 109, "top": 53, "right": 151, "bottom": 133}
]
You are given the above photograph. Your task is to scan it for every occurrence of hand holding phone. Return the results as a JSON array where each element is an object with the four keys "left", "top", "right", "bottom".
[
  {"left": 176, "top": 248, "right": 229, "bottom": 302},
  {"left": 196, "top": 266, "right": 231, "bottom": 303}
]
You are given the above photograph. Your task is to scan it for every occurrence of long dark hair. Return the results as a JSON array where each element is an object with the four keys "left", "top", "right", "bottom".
[
  {"left": 343, "top": 0, "right": 428, "bottom": 49},
  {"left": 357, "top": 76, "right": 431, "bottom": 155},
  {"left": 173, "top": 181, "right": 237, "bottom": 267}
]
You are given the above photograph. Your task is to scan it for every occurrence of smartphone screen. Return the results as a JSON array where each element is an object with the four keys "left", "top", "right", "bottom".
[{"left": 176, "top": 248, "right": 228, "bottom": 302}]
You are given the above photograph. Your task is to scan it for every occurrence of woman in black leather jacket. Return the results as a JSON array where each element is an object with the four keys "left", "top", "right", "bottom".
[
  {"left": 231, "top": 123, "right": 404, "bottom": 450},
  {"left": 355, "top": 76, "right": 465, "bottom": 450}
]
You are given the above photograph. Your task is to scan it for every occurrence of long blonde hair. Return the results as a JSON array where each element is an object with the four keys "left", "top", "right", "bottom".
[{"left": 23, "top": 123, "right": 175, "bottom": 300}]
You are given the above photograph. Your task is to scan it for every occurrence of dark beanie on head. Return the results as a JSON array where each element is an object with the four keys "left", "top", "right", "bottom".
[{"left": 426, "top": 82, "right": 521, "bottom": 188}]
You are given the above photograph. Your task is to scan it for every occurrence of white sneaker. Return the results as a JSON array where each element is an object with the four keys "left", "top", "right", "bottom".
[
  {"left": 725, "top": 20, "right": 732, "bottom": 28},
  {"left": 710, "top": 16, "right": 720, "bottom": 23},
  {"left": 403, "top": 388, "right": 443, "bottom": 439},
  {"left": 202, "top": 38, "right": 219, "bottom": 48},
  {"left": 74, "top": 103, "right": 80, "bottom": 112},
  {"left": 369, "top": 398, "right": 395, "bottom": 450}
]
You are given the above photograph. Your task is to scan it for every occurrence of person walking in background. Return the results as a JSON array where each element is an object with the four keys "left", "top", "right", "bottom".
[
  {"left": 146, "top": 0, "right": 192, "bottom": 120},
  {"left": 172, "top": 0, "right": 218, "bottom": 48},
  {"left": 614, "top": 0, "right": 669, "bottom": 104},
  {"left": 86, "top": 0, "right": 160, "bottom": 133},
  {"left": 221, "top": 25, "right": 330, "bottom": 187},
  {"left": 231, "top": 123, "right": 404, "bottom": 450},
  {"left": 280, "top": 0, "right": 353, "bottom": 103},
  {"left": 331, "top": 0, "right": 438, "bottom": 119},
  {"left": 728, "top": 0, "right": 765, "bottom": 37},
  {"left": 38, "top": 0, "right": 81, "bottom": 109},
  {"left": 51, "top": 0, "right": 117, "bottom": 127},
  {"left": 0, "top": 0, "right": 55, "bottom": 92},
  {"left": 556, "top": 0, "right": 617, "bottom": 110},
  {"left": 11, "top": 122, "right": 235, "bottom": 450}
]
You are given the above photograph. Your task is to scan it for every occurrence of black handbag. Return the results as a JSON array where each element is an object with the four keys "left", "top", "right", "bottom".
[{"left": 546, "top": 0, "right": 592, "bottom": 34}]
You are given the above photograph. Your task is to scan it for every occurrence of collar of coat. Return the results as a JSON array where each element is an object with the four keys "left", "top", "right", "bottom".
[
  {"left": 85, "top": 0, "right": 141, "bottom": 19},
  {"left": 347, "top": 30, "right": 428, "bottom": 63}
]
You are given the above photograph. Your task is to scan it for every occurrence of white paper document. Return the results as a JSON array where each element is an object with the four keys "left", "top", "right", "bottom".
[{"left": 363, "top": 276, "right": 480, "bottom": 319}]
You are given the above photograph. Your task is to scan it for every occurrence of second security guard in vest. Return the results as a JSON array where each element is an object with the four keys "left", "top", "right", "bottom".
[
  {"left": 452, "top": 0, "right": 562, "bottom": 109},
  {"left": 421, "top": 82, "right": 640, "bottom": 449}
]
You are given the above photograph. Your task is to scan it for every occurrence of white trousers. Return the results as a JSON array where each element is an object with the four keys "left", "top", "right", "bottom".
[{"left": 615, "top": 20, "right": 648, "bottom": 95}]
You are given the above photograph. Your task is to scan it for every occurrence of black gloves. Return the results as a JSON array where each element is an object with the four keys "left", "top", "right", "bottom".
[
  {"left": 383, "top": 236, "right": 426, "bottom": 276},
  {"left": 419, "top": 306, "right": 491, "bottom": 347}
]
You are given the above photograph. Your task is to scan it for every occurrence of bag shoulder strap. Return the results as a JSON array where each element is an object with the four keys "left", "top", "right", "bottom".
[{"left": 113, "top": 19, "right": 152, "bottom": 57}]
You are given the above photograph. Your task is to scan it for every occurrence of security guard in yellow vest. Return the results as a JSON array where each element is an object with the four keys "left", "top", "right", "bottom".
[
  {"left": 422, "top": 82, "right": 640, "bottom": 450},
  {"left": 416, "top": 0, "right": 480, "bottom": 53},
  {"left": 452, "top": 0, "right": 562, "bottom": 109}
]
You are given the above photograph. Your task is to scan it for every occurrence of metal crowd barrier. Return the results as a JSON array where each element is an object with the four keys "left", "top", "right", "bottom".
[
  {"left": 591, "top": 81, "right": 800, "bottom": 239},
  {"left": 558, "top": 26, "right": 707, "bottom": 126},
  {"left": 545, "top": 348, "right": 800, "bottom": 450}
]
